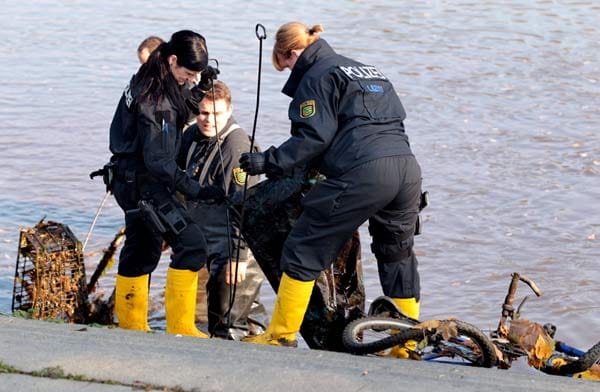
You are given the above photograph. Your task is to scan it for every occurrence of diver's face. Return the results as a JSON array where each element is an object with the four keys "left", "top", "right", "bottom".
[{"left": 197, "top": 98, "right": 232, "bottom": 137}]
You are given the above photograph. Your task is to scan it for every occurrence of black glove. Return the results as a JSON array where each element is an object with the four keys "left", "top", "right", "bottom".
[
  {"left": 197, "top": 65, "right": 219, "bottom": 92},
  {"left": 195, "top": 185, "right": 225, "bottom": 204},
  {"left": 239, "top": 152, "right": 266, "bottom": 175},
  {"left": 187, "top": 65, "right": 220, "bottom": 115}
]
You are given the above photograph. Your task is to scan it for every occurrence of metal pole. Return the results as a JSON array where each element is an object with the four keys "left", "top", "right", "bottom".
[{"left": 82, "top": 191, "right": 110, "bottom": 252}]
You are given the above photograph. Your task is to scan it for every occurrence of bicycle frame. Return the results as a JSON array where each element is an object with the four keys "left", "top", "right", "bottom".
[{"left": 342, "top": 272, "right": 599, "bottom": 379}]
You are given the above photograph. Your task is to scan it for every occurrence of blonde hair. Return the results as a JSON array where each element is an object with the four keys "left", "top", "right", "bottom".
[
  {"left": 137, "top": 36, "right": 164, "bottom": 55},
  {"left": 272, "top": 22, "right": 324, "bottom": 71}
]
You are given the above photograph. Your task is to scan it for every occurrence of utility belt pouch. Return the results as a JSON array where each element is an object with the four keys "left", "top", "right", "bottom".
[
  {"left": 129, "top": 200, "right": 167, "bottom": 235},
  {"left": 415, "top": 191, "right": 429, "bottom": 236},
  {"left": 419, "top": 191, "right": 429, "bottom": 211},
  {"left": 89, "top": 161, "right": 116, "bottom": 193},
  {"left": 103, "top": 162, "right": 116, "bottom": 193},
  {"left": 124, "top": 167, "right": 136, "bottom": 184},
  {"left": 414, "top": 215, "right": 423, "bottom": 236},
  {"left": 155, "top": 201, "right": 188, "bottom": 235},
  {"left": 124, "top": 167, "right": 137, "bottom": 200}
]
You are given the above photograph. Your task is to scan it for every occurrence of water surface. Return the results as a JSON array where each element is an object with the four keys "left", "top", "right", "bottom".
[{"left": 1, "top": 0, "right": 598, "bottom": 357}]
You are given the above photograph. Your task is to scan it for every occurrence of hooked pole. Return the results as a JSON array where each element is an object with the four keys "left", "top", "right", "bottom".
[
  {"left": 246, "top": 24, "right": 267, "bottom": 156},
  {"left": 226, "top": 23, "right": 267, "bottom": 329},
  {"left": 204, "top": 60, "right": 239, "bottom": 337},
  {"left": 232, "top": 23, "right": 267, "bottom": 268}
]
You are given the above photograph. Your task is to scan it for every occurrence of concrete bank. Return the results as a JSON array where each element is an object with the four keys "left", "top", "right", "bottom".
[{"left": 0, "top": 315, "right": 597, "bottom": 392}]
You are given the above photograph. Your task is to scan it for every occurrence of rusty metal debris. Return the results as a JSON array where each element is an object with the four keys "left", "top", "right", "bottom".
[
  {"left": 11, "top": 219, "right": 124, "bottom": 324},
  {"left": 12, "top": 219, "right": 88, "bottom": 323}
]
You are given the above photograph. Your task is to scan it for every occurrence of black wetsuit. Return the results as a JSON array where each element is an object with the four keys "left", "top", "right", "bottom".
[{"left": 180, "top": 117, "right": 265, "bottom": 337}]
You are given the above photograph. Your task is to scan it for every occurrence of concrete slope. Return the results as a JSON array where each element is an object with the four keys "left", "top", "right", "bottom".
[{"left": 0, "top": 315, "right": 597, "bottom": 392}]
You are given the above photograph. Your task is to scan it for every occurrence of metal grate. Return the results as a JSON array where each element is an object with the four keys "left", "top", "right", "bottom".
[{"left": 12, "top": 219, "right": 88, "bottom": 323}]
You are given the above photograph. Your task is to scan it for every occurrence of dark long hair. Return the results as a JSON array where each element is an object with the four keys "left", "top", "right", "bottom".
[{"left": 133, "top": 30, "right": 208, "bottom": 129}]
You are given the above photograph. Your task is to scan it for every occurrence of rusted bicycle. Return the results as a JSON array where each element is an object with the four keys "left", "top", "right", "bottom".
[{"left": 343, "top": 272, "right": 600, "bottom": 378}]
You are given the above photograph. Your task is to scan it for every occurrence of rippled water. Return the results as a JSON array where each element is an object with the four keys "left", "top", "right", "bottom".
[{"left": 1, "top": 0, "right": 598, "bottom": 354}]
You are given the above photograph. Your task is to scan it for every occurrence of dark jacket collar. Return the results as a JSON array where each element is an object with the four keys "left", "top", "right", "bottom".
[{"left": 281, "top": 39, "right": 336, "bottom": 97}]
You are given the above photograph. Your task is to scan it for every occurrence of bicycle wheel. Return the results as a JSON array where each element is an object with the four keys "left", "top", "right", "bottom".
[
  {"left": 390, "top": 319, "right": 498, "bottom": 368},
  {"left": 342, "top": 316, "right": 418, "bottom": 355},
  {"left": 548, "top": 341, "right": 600, "bottom": 375}
]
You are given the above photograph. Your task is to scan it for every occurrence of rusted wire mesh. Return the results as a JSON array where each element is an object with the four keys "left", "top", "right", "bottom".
[{"left": 12, "top": 219, "right": 88, "bottom": 323}]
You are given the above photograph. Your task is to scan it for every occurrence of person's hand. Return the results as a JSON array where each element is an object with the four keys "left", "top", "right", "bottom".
[
  {"left": 239, "top": 152, "right": 266, "bottom": 175},
  {"left": 195, "top": 185, "right": 225, "bottom": 204},
  {"left": 225, "top": 261, "right": 247, "bottom": 285},
  {"left": 188, "top": 66, "right": 220, "bottom": 109},
  {"left": 197, "top": 65, "right": 219, "bottom": 91}
]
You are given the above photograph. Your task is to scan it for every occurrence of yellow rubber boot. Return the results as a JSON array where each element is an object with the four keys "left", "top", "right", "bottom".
[
  {"left": 573, "top": 366, "right": 600, "bottom": 380},
  {"left": 243, "top": 272, "right": 314, "bottom": 347},
  {"left": 115, "top": 274, "right": 151, "bottom": 332},
  {"left": 165, "top": 267, "right": 208, "bottom": 338},
  {"left": 389, "top": 297, "right": 420, "bottom": 358},
  {"left": 393, "top": 297, "right": 420, "bottom": 320}
]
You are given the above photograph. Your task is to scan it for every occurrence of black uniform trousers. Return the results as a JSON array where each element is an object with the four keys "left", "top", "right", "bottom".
[
  {"left": 113, "top": 167, "right": 208, "bottom": 277},
  {"left": 281, "top": 155, "right": 422, "bottom": 300}
]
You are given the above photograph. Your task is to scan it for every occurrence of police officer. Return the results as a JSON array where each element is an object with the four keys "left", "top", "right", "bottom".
[
  {"left": 180, "top": 80, "right": 266, "bottom": 339},
  {"left": 109, "top": 30, "right": 222, "bottom": 337},
  {"left": 240, "top": 22, "right": 423, "bottom": 346}
]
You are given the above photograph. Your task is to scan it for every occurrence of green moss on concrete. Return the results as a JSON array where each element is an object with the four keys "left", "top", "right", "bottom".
[{"left": 0, "top": 361, "right": 191, "bottom": 391}]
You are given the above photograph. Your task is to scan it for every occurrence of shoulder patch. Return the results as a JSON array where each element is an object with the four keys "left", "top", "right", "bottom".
[
  {"left": 233, "top": 167, "right": 247, "bottom": 186},
  {"left": 300, "top": 99, "right": 316, "bottom": 118}
]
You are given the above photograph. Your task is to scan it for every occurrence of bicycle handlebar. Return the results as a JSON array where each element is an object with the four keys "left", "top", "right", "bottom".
[
  {"left": 495, "top": 272, "right": 542, "bottom": 337},
  {"left": 506, "top": 272, "right": 542, "bottom": 307},
  {"left": 517, "top": 273, "right": 542, "bottom": 297}
]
